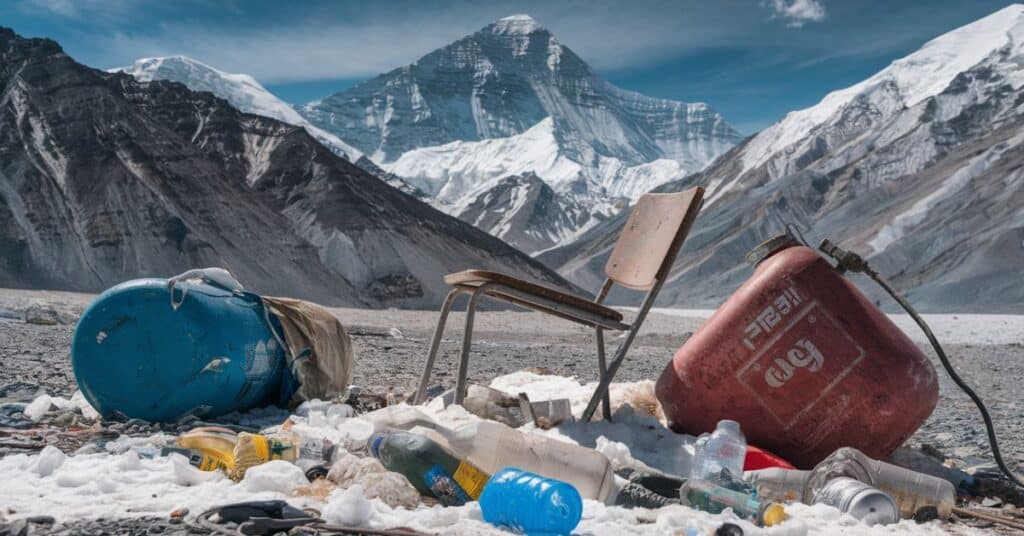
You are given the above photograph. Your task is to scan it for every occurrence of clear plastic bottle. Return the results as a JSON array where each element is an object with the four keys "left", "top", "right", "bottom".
[
  {"left": 689, "top": 433, "right": 709, "bottom": 478},
  {"left": 690, "top": 420, "right": 746, "bottom": 484},
  {"left": 419, "top": 420, "right": 615, "bottom": 501},
  {"left": 479, "top": 468, "right": 583, "bottom": 536},
  {"left": 743, "top": 468, "right": 810, "bottom": 503}
]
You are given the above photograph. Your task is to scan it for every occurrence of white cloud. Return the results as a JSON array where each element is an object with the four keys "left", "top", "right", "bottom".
[
  {"left": 21, "top": 0, "right": 140, "bottom": 16},
  {"left": 763, "top": 0, "right": 827, "bottom": 28}
]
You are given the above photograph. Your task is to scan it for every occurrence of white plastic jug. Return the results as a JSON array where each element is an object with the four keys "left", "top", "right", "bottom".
[{"left": 415, "top": 420, "right": 615, "bottom": 501}]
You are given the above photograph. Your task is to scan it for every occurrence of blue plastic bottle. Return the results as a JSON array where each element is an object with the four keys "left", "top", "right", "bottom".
[
  {"left": 479, "top": 468, "right": 583, "bottom": 536},
  {"left": 71, "top": 278, "right": 288, "bottom": 421}
]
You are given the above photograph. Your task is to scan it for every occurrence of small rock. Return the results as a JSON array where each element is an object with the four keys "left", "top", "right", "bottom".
[
  {"left": 23, "top": 304, "right": 60, "bottom": 326},
  {"left": 981, "top": 497, "right": 1003, "bottom": 507},
  {"left": 716, "top": 523, "right": 744, "bottom": 536},
  {"left": 169, "top": 506, "right": 188, "bottom": 524},
  {"left": 4, "top": 519, "right": 27, "bottom": 536},
  {"left": 51, "top": 412, "right": 74, "bottom": 427}
]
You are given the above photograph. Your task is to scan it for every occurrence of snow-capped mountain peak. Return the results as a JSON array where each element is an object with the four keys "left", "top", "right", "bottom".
[
  {"left": 490, "top": 14, "right": 544, "bottom": 35},
  {"left": 545, "top": 4, "right": 1024, "bottom": 312},
  {"left": 297, "top": 13, "right": 741, "bottom": 253},
  {"left": 739, "top": 3, "right": 1024, "bottom": 177},
  {"left": 113, "top": 55, "right": 364, "bottom": 162},
  {"left": 118, "top": 56, "right": 308, "bottom": 125}
]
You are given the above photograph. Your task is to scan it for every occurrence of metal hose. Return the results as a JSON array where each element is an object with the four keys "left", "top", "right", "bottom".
[{"left": 819, "top": 239, "right": 1024, "bottom": 488}]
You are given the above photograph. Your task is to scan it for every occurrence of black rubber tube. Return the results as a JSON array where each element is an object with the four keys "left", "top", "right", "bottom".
[
  {"left": 863, "top": 266, "right": 1024, "bottom": 488},
  {"left": 818, "top": 239, "right": 1023, "bottom": 488}
]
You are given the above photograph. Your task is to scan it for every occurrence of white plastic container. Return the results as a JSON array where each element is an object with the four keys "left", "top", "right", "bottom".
[{"left": 416, "top": 420, "right": 616, "bottom": 501}]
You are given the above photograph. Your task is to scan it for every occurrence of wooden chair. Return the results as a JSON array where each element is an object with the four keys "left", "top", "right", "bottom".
[{"left": 413, "top": 187, "right": 704, "bottom": 422}]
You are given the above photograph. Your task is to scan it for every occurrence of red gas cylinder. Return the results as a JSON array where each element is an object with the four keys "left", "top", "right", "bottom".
[{"left": 656, "top": 234, "right": 939, "bottom": 469}]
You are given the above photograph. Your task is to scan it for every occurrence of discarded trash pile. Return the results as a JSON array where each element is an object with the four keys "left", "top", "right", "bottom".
[
  {"left": 3, "top": 205, "right": 1023, "bottom": 533},
  {"left": 0, "top": 377, "right": 992, "bottom": 535}
]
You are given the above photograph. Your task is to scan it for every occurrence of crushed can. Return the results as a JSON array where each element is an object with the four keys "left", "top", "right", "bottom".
[
  {"left": 655, "top": 233, "right": 939, "bottom": 468},
  {"left": 812, "top": 477, "right": 899, "bottom": 526}
]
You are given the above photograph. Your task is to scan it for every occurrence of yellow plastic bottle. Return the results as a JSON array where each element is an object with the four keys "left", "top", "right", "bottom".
[{"left": 175, "top": 427, "right": 238, "bottom": 471}]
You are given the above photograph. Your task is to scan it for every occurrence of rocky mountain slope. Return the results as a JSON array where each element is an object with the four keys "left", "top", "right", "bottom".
[
  {"left": 298, "top": 15, "right": 741, "bottom": 253},
  {"left": 452, "top": 172, "right": 622, "bottom": 254},
  {"left": 113, "top": 56, "right": 422, "bottom": 196},
  {"left": 542, "top": 4, "right": 1024, "bottom": 313},
  {"left": 0, "top": 28, "right": 571, "bottom": 308}
]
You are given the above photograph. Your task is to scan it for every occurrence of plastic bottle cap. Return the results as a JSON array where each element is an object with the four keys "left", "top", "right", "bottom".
[{"left": 762, "top": 503, "right": 787, "bottom": 527}]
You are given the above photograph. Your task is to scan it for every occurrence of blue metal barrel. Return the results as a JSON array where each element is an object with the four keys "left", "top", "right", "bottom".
[{"left": 71, "top": 278, "right": 288, "bottom": 422}]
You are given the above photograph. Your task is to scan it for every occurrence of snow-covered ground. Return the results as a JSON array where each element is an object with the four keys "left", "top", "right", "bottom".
[
  {"left": 644, "top": 309, "right": 1024, "bottom": 346},
  {"left": 0, "top": 372, "right": 965, "bottom": 535}
]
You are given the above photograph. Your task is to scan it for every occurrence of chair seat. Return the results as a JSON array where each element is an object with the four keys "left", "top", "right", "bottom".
[{"left": 444, "top": 270, "right": 625, "bottom": 323}]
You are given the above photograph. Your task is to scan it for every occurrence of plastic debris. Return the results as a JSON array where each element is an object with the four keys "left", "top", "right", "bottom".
[
  {"left": 680, "top": 478, "right": 787, "bottom": 527},
  {"left": 479, "top": 468, "right": 583, "bottom": 535}
]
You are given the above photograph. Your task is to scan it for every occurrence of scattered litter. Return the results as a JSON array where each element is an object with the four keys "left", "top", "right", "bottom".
[
  {"left": 327, "top": 453, "right": 421, "bottom": 509},
  {"left": 479, "top": 468, "right": 582, "bottom": 535},
  {"left": 981, "top": 497, "right": 1003, "bottom": 508}
]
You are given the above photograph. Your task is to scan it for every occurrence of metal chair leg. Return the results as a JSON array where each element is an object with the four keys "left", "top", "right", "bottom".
[
  {"left": 454, "top": 286, "right": 489, "bottom": 405},
  {"left": 413, "top": 289, "right": 463, "bottom": 404},
  {"left": 595, "top": 328, "right": 612, "bottom": 421},
  {"left": 582, "top": 325, "right": 641, "bottom": 422},
  {"left": 582, "top": 277, "right": 666, "bottom": 422}
]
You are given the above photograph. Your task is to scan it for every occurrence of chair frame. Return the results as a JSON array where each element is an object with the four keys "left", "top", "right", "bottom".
[{"left": 413, "top": 187, "right": 704, "bottom": 422}]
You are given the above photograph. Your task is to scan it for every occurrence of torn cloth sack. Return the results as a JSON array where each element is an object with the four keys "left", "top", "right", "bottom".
[{"left": 262, "top": 296, "right": 354, "bottom": 407}]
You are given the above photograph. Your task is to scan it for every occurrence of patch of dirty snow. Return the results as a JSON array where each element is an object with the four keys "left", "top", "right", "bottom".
[
  {"left": 646, "top": 308, "right": 1024, "bottom": 346},
  {"left": 0, "top": 372, "right": 972, "bottom": 534}
]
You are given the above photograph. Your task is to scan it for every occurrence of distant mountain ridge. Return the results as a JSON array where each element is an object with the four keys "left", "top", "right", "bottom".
[
  {"left": 296, "top": 15, "right": 741, "bottom": 253},
  {"left": 113, "top": 56, "right": 423, "bottom": 196},
  {"left": 542, "top": 4, "right": 1024, "bottom": 313},
  {"left": 0, "top": 28, "right": 572, "bottom": 307}
]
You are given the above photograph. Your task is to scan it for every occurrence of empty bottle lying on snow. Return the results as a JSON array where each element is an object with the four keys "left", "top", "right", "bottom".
[
  {"left": 368, "top": 431, "right": 490, "bottom": 506},
  {"left": 744, "top": 447, "right": 955, "bottom": 521},
  {"left": 679, "top": 478, "right": 787, "bottom": 527},
  {"left": 479, "top": 468, "right": 583, "bottom": 535},
  {"left": 805, "top": 447, "right": 955, "bottom": 520},
  {"left": 233, "top": 431, "right": 342, "bottom": 477},
  {"left": 174, "top": 426, "right": 341, "bottom": 479},
  {"left": 411, "top": 420, "right": 616, "bottom": 501}
]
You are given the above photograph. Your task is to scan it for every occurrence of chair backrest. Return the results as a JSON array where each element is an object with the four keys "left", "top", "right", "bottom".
[{"left": 604, "top": 187, "right": 704, "bottom": 291}]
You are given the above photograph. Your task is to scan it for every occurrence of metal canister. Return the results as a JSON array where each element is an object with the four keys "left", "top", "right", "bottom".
[
  {"left": 656, "top": 233, "right": 939, "bottom": 468},
  {"left": 812, "top": 477, "right": 899, "bottom": 526}
]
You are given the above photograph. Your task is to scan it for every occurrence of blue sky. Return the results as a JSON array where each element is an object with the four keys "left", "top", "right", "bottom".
[{"left": 2, "top": 0, "right": 1017, "bottom": 133}]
